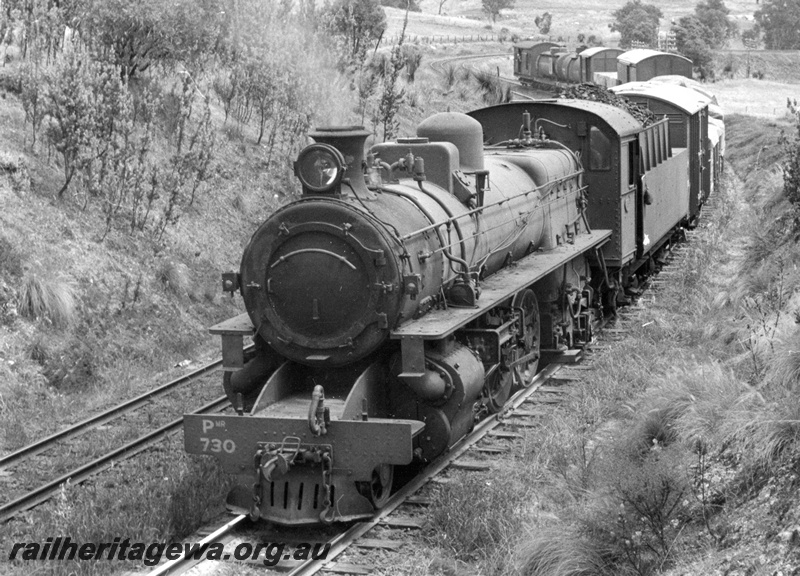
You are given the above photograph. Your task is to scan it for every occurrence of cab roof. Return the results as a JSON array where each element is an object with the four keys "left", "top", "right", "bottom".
[{"left": 469, "top": 99, "right": 643, "bottom": 140}]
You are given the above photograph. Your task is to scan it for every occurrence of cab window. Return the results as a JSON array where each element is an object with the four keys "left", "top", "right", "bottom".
[{"left": 589, "top": 127, "right": 611, "bottom": 171}]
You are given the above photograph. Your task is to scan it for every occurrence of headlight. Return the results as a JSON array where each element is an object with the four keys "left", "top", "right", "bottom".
[{"left": 295, "top": 144, "right": 346, "bottom": 193}]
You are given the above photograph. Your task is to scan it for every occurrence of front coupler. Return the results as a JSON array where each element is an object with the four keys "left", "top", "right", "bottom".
[{"left": 184, "top": 413, "right": 422, "bottom": 525}]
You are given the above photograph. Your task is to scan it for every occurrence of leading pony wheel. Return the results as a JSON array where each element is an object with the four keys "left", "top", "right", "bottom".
[{"left": 368, "top": 464, "right": 394, "bottom": 508}]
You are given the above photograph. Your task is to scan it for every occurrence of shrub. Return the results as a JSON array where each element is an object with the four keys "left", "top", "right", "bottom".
[
  {"left": 324, "top": 0, "right": 387, "bottom": 65},
  {"left": 157, "top": 259, "right": 190, "bottom": 295},
  {"left": 721, "top": 58, "right": 736, "bottom": 78},
  {"left": 29, "top": 49, "right": 215, "bottom": 239},
  {"left": 524, "top": 411, "right": 603, "bottom": 502},
  {"left": 17, "top": 61, "right": 46, "bottom": 148},
  {"left": 0, "top": 151, "right": 30, "bottom": 194},
  {"left": 18, "top": 273, "right": 77, "bottom": 327},
  {"left": 585, "top": 443, "right": 692, "bottom": 575},
  {"left": 402, "top": 45, "right": 422, "bottom": 82},
  {"left": 31, "top": 337, "right": 97, "bottom": 389},
  {"left": 78, "top": 0, "right": 228, "bottom": 78},
  {"left": 232, "top": 192, "right": 249, "bottom": 213},
  {"left": 0, "top": 234, "right": 23, "bottom": 277},
  {"left": 378, "top": 26, "right": 407, "bottom": 142},
  {"left": 44, "top": 50, "right": 130, "bottom": 199}
]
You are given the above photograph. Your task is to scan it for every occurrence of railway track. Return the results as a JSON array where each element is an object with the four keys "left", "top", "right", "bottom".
[
  {"left": 140, "top": 358, "right": 595, "bottom": 576},
  {"left": 426, "top": 51, "right": 510, "bottom": 74},
  {"left": 427, "top": 50, "right": 553, "bottom": 102},
  {"left": 0, "top": 349, "right": 253, "bottom": 522}
]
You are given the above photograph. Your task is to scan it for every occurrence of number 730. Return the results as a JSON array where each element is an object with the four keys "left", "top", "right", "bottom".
[{"left": 200, "top": 437, "right": 236, "bottom": 453}]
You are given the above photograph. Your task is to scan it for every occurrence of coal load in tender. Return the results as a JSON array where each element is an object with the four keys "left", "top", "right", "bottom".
[{"left": 559, "top": 83, "right": 659, "bottom": 126}]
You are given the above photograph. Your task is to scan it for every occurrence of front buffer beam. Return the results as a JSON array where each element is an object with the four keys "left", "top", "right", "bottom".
[{"left": 184, "top": 414, "right": 423, "bottom": 525}]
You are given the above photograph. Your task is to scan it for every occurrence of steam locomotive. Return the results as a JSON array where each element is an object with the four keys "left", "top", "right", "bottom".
[
  {"left": 185, "top": 84, "right": 721, "bottom": 525},
  {"left": 513, "top": 42, "right": 693, "bottom": 89}
]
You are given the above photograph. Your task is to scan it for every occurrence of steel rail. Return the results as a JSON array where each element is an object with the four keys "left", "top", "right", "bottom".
[
  {"left": 0, "top": 345, "right": 252, "bottom": 472},
  {"left": 511, "top": 90, "right": 539, "bottom": 101},
  {"left": 428, "top": 51, "right": 510, "bottom": 73},
  {"left": 147, "top": 514, "right": 248, "bottom": 576},
  {"left": 0, "top": 394, "right": 230, "bottom": 523}
]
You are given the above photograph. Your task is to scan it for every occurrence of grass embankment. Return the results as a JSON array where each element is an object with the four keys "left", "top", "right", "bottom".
[{"left": 412, "top": 113, "right": 800, "bottom": 576}]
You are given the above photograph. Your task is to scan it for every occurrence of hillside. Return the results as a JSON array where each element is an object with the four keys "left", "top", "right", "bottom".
[{"left": 0, "top": 76, "right": 282, "bottom": 450}]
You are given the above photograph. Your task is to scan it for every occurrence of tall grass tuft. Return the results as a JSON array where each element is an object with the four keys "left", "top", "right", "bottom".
[
  {"left": 169, "top": 457, "right": 232, "bottom": 538},
  {"left": 427, "top": 472, "right": 529, "bottom": 566},
  {"left": 442, "top": 64, "right": 459, "bottom": 89},
  {"left": 721, "top": 397, "right": 800, "bottom": 479},
  {"left": 472, "top": 68, "right": 512, "bottom": 104},
  {"left": 743, "top": 228, "right": 777, "bottom": 273},
  {"left": 765, "top": 326, "right": 800, "bottom": 390},
  {"left": 18, "top": 273, "right": 77, "bottom": 327},
  {"left": 638, "top": 362, "right": 756, "bottom": 449},
  {"left": 518, "top": 528, "right": 610, "bottom": 576}
]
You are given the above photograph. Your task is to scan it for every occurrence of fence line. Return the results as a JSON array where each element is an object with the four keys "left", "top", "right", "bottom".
[
  {"left": 386, "top": 34, "right": 498, "bottom": 44},
  {"left": 385, "top": 34, "right": 567, "bottom": 45}
]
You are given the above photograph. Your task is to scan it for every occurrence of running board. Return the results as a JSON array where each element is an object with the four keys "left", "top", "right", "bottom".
[{"left": 391, "top": 230, "right": 612, "bottom": 340}]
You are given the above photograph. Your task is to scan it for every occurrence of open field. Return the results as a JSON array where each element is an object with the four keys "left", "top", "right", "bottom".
[
  {"left": 389, "top": 0, "right": 760, "bottom": 45},
  {"left": 713, "top": 79, "right": 798, "bottom": 118}
]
